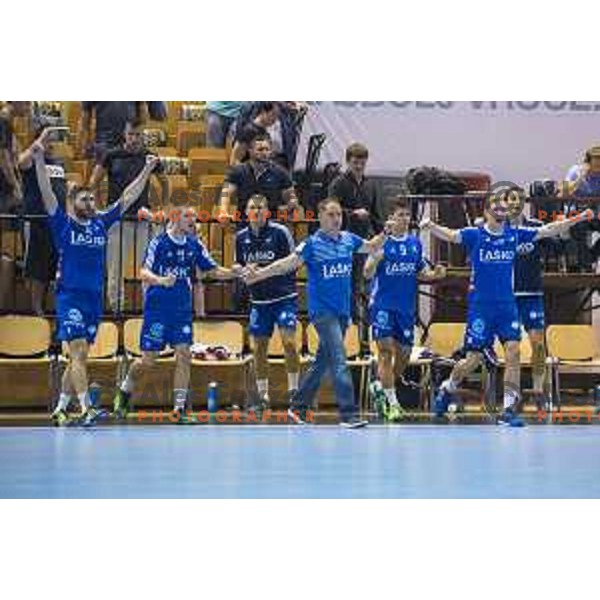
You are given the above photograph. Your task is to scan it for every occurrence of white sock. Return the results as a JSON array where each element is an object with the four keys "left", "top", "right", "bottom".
[
  {"left": 442, "top": 378, "right": 458, "bottom": 393},
  {"left": 287, "top": 372, "right": 299, "bottom": 392},
  {"left": 384, "top": 388, "right": 399, "bottom": 406},
  {"left": 57, "top": 393, "right": 70, "bottom": 412},
  {"left": 174, "top": 389, "right": 187, "bottom": 412},
  {"left": 257, "top": 379, "right": 269, "bottom": 400},
  {"left": 120, "top": 372, "right": 134, "bottom": 394},
  {"left": 77, "top": 391, "right": 90, "bottom": 411},
  {"left": 504, "top": 389, "right": 519, "bottom": 410}
]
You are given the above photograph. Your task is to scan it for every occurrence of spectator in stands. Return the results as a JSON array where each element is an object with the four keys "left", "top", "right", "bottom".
[
  {"left": 563, "top": 146, "right": 600, "bottom": 268},
  {"left": 328, "top": 143, "right": 384, "bottom": 323},
  {"left": 18, "top": 124, "right": 67, "bottom": 315},
  {"left": 0, "top": 102, "right": 30, "bottom": 213},
  {"left": 565, "top": 146, "right": 600, "bottom": 197},
  {"left": 231, "top": 102, "right": 279, "bottom": 165},
  {"left": 79, "top": 101, "right": 143, "bottom": 163},
  {"left": 88, "top": 121, "right": 168, "bottom": 313},
  {"left": 219, "top": 133, "right": 300, "bottom": 221},
  {"left": 266, "top": 101, "right": 308, "bottom": 172},
  {"left": 235, "top": 102, "right": 308, "bottom": 171},
  {"left": 205, "top": 102, "right": 245, "bottom": 148}
]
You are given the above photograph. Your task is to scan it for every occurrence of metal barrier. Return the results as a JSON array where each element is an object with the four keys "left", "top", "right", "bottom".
[{"left": 2, "top": 194, "right": 600, "bottom": 325}]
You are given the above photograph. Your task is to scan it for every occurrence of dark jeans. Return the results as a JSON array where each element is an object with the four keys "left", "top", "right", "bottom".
[
  {"left": 292, "top": 314, "right": 357, "bottom": 420},
  {"left": 205, "top": 110, "right": 236, "bottom": 148}
]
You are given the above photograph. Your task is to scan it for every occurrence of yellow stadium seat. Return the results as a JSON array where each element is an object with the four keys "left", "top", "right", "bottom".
[
  {"left": 426, "top": 322, "right": 466, "bottom": 358},
  {"left": 188, "top": 148, "right": 228, "bottom": 186},
  {"left": 0, "top": 316, "right": 54, "bottom": 408},
  {"left": 66, "top": 172, "right": 84, "bottom": 187},
  {"left": 154, "top": 146, "right": 178, "bottom": 157},
  {"left": 176, "top": 122, "right": 206, "bottom": 155},
  {"left": 546, "top": 325, "right": 600, "bottom": 407},
  {"left": 60, "top": 322, "right": 122, "bottom": 406},
  {"left": 191, "top": 320, "right": 253, "bottom": 409}
]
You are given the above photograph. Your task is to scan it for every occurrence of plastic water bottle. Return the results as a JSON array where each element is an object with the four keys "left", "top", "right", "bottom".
[
  {"left": 207, "top": 382, "right": 219, "bottom": 414},
  {"left": 370, "top": 380, "right": 387, "bottom": 419},
  {"left": 89, "top": 383, "right": 102, "bottom": 408}
]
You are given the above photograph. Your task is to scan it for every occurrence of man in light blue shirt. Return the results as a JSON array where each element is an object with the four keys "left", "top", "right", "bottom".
[{"left": 244, "top": 197, "right": 385, "bottom": 428}]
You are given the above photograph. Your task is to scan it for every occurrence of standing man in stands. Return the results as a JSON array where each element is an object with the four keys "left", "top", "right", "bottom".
[
  {"left": 32, "top": 142, "right": 159, "bottom": 427},
  {"left": 19, "top": 124, "right": 67, "bottom": 315},
  {"left": 234, "top": 194, "right": 300, "bottom": 413},
  {"left": 79, "top": 101, "right": 142, "bottom": 163},
  {"left": 328, "top": 143, "right": 384, "bottom": 327},
  {"left": 219, "top": 133, "right": 300, "bottom": 222},
  {"left": 113, "top": 207, "right": 241, "bottom": 423},
  {"left": 205, "top": 102, "right": 246, "bottom": 149},
  {"left": 88, "top": 121, "right": 168, "bottom": 313},
  {"left": 0, "top": 102, "right": 30, "bottom": 213},
  {"left": 231, "top": 102, "right": 279, "bottom": 165},
  {"left": 245, "top": 197, "right": 385, "bottom": 428}
]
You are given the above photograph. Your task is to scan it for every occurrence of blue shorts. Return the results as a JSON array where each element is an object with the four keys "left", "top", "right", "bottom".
[
  {"left": 140, "top": 311, "right": 193, "bottom": 352},
  {"left": 516, "top": 295, "right": 545, "bottom": 332},
  {"left": 464, "top": 301, "right": 521, "bottom": 352},
  {"left": 249, "top": 297, "right": 298, "bottom": 338},
  {"left": 56, "top": 290, "right": 102, "bottom": 344},
  {"left": 370, "top": 307, "right": 415, "bottom": 347}
]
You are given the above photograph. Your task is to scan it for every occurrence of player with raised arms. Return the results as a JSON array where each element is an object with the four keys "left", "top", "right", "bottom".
[
  {"left": 422, "top": 187, "right": 592, "bottom": 426},
  {"left": 32, "top": 139, "right": 159, "bottom": 427}
]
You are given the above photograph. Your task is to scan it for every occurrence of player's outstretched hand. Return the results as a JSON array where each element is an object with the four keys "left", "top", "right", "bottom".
[
  {"left": 145, "top": 155, "right": 160, "bottom": 171},
  {"left": 230, "top": 264, "right": 245, "bottom": 278},
  {"left": 243, "top": 264, "right": 262, "bottom": 285},
  {"left": 31, "top": 140, "right": 45, "bottom": 159},
  {"left": 419, "top": 218, "right": 432, "bottom": 230}
]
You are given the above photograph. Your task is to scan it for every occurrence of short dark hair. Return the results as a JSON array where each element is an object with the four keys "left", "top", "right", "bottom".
[
  {"left": 389, "top": 197, "right": 411, "bottom": 215},
  {"left": 249, "top": 132, "right": 272, "bottom": 147},
  {"left": 318, "top": 197, "right": 342, "bottom": 213},
  {"left": 346, "top": 143, "right": 369, "bottom": 162},
  {"left": 254, "top": 101, "right": 277, "bottom": 115}
]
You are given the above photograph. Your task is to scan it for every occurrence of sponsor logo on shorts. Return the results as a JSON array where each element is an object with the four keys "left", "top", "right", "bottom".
[{"left": 68, "top": 309, "right": 83, "bottom": 323}]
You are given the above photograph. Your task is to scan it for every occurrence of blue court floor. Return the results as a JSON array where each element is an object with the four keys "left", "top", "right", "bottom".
[{"left": 1, "top": 425, "right": 599, "bottom": 498}]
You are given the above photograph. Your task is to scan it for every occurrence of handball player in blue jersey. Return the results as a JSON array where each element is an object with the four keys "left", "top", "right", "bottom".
[
  {"left": 113, "top": 207, "right": 240, "bottom": 423},
  {"left": 422, "top": 188, "right": 592, "bottom": 426},
  {"left": 506, "top": 186, "right": 552, "bottom": 410},
  {"left": 32, "top": 141, "right": 159, "bottom": 427},
  {"left": 244, "top": 197, "right": 385, "bottom": 428},
  {"left": 233, "top": 194, "right": 300, "bottom": 412},
  {"left": 364, "top": 199, "right": 446, "bottom": 422}
]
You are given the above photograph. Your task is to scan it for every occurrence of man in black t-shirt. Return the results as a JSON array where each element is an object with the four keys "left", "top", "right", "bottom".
[
  {"left": 219, "top": 134, "right": 299, "bottom": 220},
  {"left": 19, "top": 125, "right": 67, "bottom": 315},
  {"left": 88, "top": 121, "right": 167, "bottom": 312}
]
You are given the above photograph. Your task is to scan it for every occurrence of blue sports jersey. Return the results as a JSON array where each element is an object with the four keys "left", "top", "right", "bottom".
[
  {"left": 514, "top": 218, "right": 544, "bottom": 296},
  {"left": 236, "top": 221, "right": 297, "bottom": 304},
  {"left": 296, "top": 230, "right": 364, "bottom": 319},
  {"left": 459, "top": 224, "right": 539, "bottom": 304},
  {"left": 143, "top": 232, "right": 217, "bottom": 314},
  {"left": 49, "top": 203, "right": 122, "bottom": 293},
  {"left": 369, "top": 234, "right": 426, "bottom": 313}
]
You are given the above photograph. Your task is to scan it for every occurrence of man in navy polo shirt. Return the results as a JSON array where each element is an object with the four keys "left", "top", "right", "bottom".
[
  {"left": 219, "top": 133, "right": 300, "bottom": 222},
  {"left": 234, "top": 194, "right": 300, "bottom": 411},
  {"left": 245, "top": 197, "right": 385, "bottom": 428}
]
